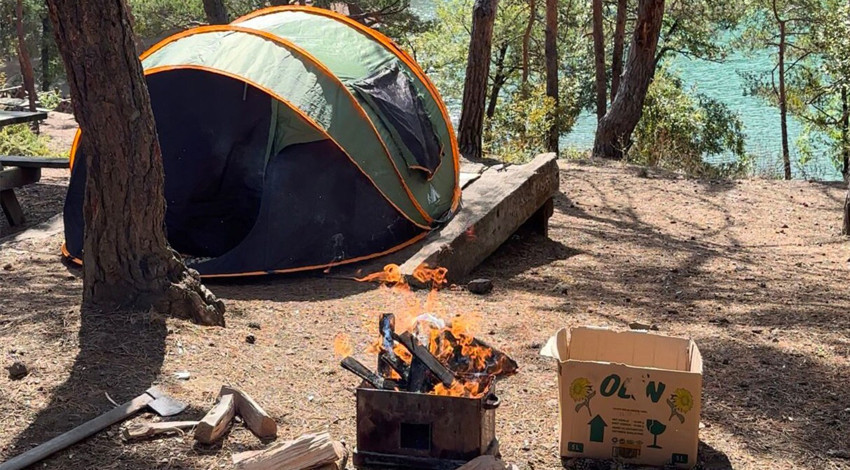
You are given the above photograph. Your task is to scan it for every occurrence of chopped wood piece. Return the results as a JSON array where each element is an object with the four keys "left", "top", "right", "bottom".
[
  {"left": 406, "top": 357, "right": 430, "bottom": 393},
  {"left": 194, "top": 393, "right": 236, "bottom": 444},
  {"left": 379, "top": 352, "right": 409, "bottom": 382},
  {"left": 456, "top": 455, "right": 514, "bottom": 470},
  {"left": 233, "top": 432, "right": 347, "bottom": 470},
  {"left": 340, "top": 357, "right": 400, "bottom": 390},
  {"left": 121, "top": 421, "right": 198, "bottom": 441},
  {"left": 219, "top": 385, "right": 277, "bottom": 439},
  {"left": 394, "top": 331, "right": 456, "bottom": 387}
]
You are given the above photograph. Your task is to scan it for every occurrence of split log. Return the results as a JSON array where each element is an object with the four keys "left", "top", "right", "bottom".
[
  {"left": 194, "top": 393, "right": 236, "bottom": 444},
  {"left": 456, "top": 455, "right": 515, "bottom": 470},
  {"left": 379, "top": 352, "right": 410, "bottom": 382},
  {"left": 340, "top": 357, "right": 400, "bottom": 390},
  {"left": 121, "top": 421, "right": 198, "bottom": 441},
  {"left": 407, "top": 357, "right": 431, "bottom": 393},
  {"left": 220, "top": 385, "right": 277, "bottom": 439},
  {"left": 232, "top": 432, "right": 347, "bottom": 470},
  {"left": 394, "top": 331, "right": 455, "bottom": 387}
]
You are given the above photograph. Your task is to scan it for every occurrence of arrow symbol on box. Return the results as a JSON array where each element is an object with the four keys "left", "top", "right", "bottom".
[{"left": 588, "top": 415, "right": 607, "bottom": 442}]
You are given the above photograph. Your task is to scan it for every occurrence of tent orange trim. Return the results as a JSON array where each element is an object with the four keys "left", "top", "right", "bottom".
[
  {"left": 233, "top": 5, "right": 461, "bottom": 213},
  {"left": 61, "top": 231, "right": 428, "bottom": 278}
]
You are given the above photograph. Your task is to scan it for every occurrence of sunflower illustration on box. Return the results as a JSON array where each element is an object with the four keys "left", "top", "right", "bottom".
[
  {"left": 569, "top": 377, "right": 596, "bottom": 416},
  {"left": 666, "top": 388, "right": 694, "bottom": 423}
]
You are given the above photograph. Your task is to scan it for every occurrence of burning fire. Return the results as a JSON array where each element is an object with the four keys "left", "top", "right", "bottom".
[
  {"left": 348, "top": 264, "right": 517, "bottom": 398},
  {"left": 334, "top": 334, "right": 354, "bottom": 358}
]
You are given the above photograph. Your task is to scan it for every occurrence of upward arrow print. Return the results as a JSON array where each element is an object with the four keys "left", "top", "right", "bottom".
[{"left": 588, "top": 415, "right": 607, "bottom": 443}]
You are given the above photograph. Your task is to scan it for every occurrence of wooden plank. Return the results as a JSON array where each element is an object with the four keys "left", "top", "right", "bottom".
[
  {"left": 0, "top": 110, "right": 48, "bottom": 127},
  {"left": 232, "top": 432, "right": 346, "bottom": 470},
  {"left": 219, "top": 386, "right": 277, "bottom": 440},
  {"left": 400, "top": 153, "right": 559, "bottom": 282},
  {"left": 194, "top": 393, "right": 236, "bottom": 444},
  {"left": 0, "top": 167, "right": 40, "bottom": 191},
  {"left": 0, "top": 156, "right": 69, "bottom": 169}
]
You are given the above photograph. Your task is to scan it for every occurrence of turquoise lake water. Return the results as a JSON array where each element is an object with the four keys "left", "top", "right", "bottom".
[
  {"left": 408, "top": 0, "right": 842, "bottom": 180},
  {"left": 562, "top": 49, "right": 843, "bottom": 180}
]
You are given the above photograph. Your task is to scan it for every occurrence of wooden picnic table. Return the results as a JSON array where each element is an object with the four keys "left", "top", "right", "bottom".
[{"left": 1, "top": 109, "right": 68, "bottom": 227}]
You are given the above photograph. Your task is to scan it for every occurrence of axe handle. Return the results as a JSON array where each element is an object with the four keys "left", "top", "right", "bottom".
[{"left": 0, "top": 394, "right": 153, "bottom": 470}]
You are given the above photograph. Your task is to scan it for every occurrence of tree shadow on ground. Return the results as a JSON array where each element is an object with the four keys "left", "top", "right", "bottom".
[
  {"left": 210, "top": 272, "right": 375, "bottom": 302},
  {"left": 2, "top": 309, "right": 174, "bottom": 469},
  {"left": 0, "top": 182, "right": 67, "bottom": 238}
]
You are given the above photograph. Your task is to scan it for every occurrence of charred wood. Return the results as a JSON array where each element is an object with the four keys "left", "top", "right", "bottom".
[{"left": 341, "top": 357, "right": 400, "bottom": 390}]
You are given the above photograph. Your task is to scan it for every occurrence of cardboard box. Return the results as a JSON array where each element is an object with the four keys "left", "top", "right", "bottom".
[{"left": 541, "top": 326, "right": 702, "bottom": 468}]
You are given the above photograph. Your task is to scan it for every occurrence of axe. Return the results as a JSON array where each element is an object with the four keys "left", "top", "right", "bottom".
[{"left": 0, "top": 387, "right": 186, "bottom": 470}]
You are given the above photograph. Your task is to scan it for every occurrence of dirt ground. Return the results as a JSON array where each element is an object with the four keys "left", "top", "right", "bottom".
[{"left": 1, "top": 158, "right": 849, "bottom": 469}]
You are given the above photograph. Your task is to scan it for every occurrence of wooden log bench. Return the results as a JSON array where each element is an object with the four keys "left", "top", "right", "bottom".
[{"left": 0, "top": 156, "right": 70, "bottom": 226}]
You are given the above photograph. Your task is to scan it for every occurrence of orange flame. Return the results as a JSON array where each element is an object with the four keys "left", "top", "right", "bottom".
[
  {"left": 412, "top": 264, "right": 448, "bottom": 289},
  {"left": 356, "top": 264, "right": 404, "bottom": 284},
  {"left": 334, "top": 334, "right": 353, "bottom": 358},
  {"left": 344, "top": 264, "right": 515, "bottom": 398}
]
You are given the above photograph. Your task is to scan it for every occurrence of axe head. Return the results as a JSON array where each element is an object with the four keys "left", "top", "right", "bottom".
[{"left": 145, "top": 387, "right": 187, "bottom": 417}]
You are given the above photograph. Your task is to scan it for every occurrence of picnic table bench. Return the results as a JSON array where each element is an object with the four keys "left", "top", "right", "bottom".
[{"left": 0, "top": 109, "right": 70, "bottom": 227}]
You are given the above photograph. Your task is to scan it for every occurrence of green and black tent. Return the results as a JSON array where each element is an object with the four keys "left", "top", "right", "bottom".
[{"left": 63, "top": 6, "right": 460, "bottom": 277}]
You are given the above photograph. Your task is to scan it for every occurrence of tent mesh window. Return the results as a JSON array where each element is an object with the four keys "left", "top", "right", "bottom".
[{"left": 352, "top": 62, "right": 443, "bottom": 176}]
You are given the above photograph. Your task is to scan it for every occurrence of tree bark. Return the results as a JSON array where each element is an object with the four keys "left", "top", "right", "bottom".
[
  {"left": 611, "top": 0, "right": 627, "bottom": 101},
  {"left": 458, "top": 0, "right": 500, "bottom": 161},
  {"left": 840, "top": 86, "right": 848, "bottom": 181},
  {"left": 15, "top": 0, "right": 38, "bottom": 116},
  {"left": 203, "top": 0, "right": 229, "bottom": 25},
  {"left": 522, "top": 0, "right": 535, "bottom": 84},
  {"left": 591, "top": 0, "right": 606, "bottom": 121},
  {"left": 777, "top": 19, "right": 791, "bottom": 180},
  {"left": 545, "top": 0, "right": 559, "bottom": 154},
  {"left": 843, "top": 178, "right": 850, "bottom": 235},
  {"left": 486, "top": 43, "right": 509, "bottom": 119},
  {"left": 592, "top": 0, "right": 664, "bottom": 159},
  {"left": 46, "top": 0, "right": 225, "bottom": 326},
  {"left": 41, "top": 15, "right": 52, "bottom": 92}
]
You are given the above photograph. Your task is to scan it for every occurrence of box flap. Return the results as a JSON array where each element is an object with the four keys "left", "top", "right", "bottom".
[
  {"left": 689, "top": 340, "right": 703, "bottom": 373},
  {"left": 568, "top": 327, "right": 693, "bottom": 372},
  {"left": 540, "top": 327, "right": 569, "bottom": 362}
]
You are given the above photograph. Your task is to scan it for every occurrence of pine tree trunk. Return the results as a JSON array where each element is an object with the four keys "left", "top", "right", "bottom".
[
  {"left": 521, "top": 0, "right": 535, "bottom": 84},
  {"left": 840, "top": 86, "right": 848, "bottom": 180},
  {"left": 15, "top": 0, "right": 38, "bottom": 117},
  {"left": 592, "top": 0, "right": 664, "bottom": 159},
  {"left": 486, "top": 44, "right": 509, "bottom": 119},
  {"left": 777, "top": 20, "right": 791, "bottom": 180},
  {"left": 41, "top": 15, "right": 52, "bottom": 92},
  {"left": 545, "top": 0, "right": 559, "bottom": 154},
  {"left": 592, "top": 0, "right": 606, "bottom": 121},
  {"left": 611, "top": 0, "right": 627, "bottom": 100},
  {"left": 843, "top": 182, "right": 850, "bottom": 235},
  {"left": 458, "top": 0, "right": 499, "bottom": 161},
  {"left": 46, "top": 0, "right": 225, "bottom": 326},
  {"left": 203, "top": 0, "right": 229, "bottom": 24}
]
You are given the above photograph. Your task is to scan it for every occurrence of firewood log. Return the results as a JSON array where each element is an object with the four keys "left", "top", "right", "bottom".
[
  {"left": 194, "top": 393, "right": 236, "bottom": 444},
  {"left": 456, "top": 455, "right": 515, "bottom": 470},
  {"left": 232, "top": 432, "right": 347, "bottom": 470},
  {"left": 219, "top": 385, "right": 277, "bottom": 439}
]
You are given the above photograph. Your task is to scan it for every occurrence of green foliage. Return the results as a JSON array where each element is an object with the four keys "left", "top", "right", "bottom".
[
  {"left": 37, "top": 89, "right": 62, "bottom": 110},
  {"left": 630, "top": 69, "right": 751, "bottom": 178},
  {"left": 0, "top": 124, "right": 53, "bottom": 157},
  {"left": 484, "top": 83, "right": 556, "bottom": 162}
]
